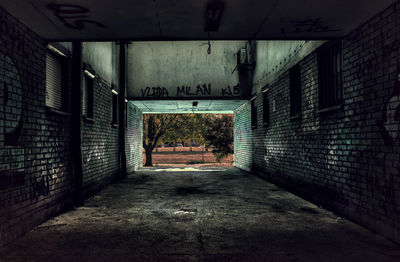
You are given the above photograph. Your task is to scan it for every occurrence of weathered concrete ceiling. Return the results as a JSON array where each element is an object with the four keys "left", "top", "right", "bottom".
[
  {"left": 127, "top": 41, "right": 248, "bottom": 100},
  {"left": 0, "top": 0, "right": 396, "bottom": 40},
  {"left": 130, "top": 100, "right": 246, "bottom": 113}
]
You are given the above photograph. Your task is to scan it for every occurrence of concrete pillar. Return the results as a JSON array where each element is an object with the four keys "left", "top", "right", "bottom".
[
  {"left": 119, "top": 42, "right": 127, "bottom": 178},
  {"left": 71, "top": 41, "right": 84, "bottom": 206}
]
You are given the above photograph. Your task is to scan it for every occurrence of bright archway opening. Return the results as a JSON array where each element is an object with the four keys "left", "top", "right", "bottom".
[{"left": 140, "top": 113, "right": 234, "bottom": 168}]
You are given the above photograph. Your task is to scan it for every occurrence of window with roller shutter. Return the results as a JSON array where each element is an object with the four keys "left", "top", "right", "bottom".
[{"left": 45, "top": 50, "right": 68, "bottom": 111}]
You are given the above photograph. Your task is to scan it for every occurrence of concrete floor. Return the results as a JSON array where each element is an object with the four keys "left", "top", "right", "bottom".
[{"left": 1, "top": 167, "right": 400, "bottom": 262}]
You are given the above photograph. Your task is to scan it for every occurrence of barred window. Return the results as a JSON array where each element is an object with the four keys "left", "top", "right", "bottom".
[
  {"left": 251, "top": 98, "right": 257, "bottom": 129},
  {"left": 317, "top": 41, "right": 343, "bottom": 111},
  {"left": 289, "top": 64, "right": 301, "bottom": 119},
  {"left": 262, "top": 90, "right": 269, "bottom": 125},
  {"left": 45, "top": 47, "right": 68, "bottom": 111}
]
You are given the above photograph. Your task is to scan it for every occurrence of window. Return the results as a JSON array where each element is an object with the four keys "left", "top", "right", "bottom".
[
  {"left": 289, "top": 64, "right": 301, "bottom": 119},
  {"left": 317, "top": 41, "right": 343, "bottom": 111},
  {"left": 112, "top": 88, "right": 118, "bottom": 126},
  {"left": 125, "top": 100, "right": 129, "bottom": 128},
  {"left": 262, "top": 90, "right": 269, "bottom": 125},
  {"left": 45, "top": 46, "right": 68, "bottom": 111},
  {"left": 251, "top": 98, "right": 257, "bottom": 129},
  {"left": 83, "top": 70, "right": 95, "bottom": 119}
]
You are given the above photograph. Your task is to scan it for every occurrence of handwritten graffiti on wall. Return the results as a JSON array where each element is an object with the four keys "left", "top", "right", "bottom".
[
  {"left": 30, "top": 171, "right": 52, "bottom": 199},
  {"left": 383, "top": 39, "right": 400, "bottom": 57},
  {"left": 0, "top": 17, "right": 25, "bottom": 52},
  {"left": 0, "top": 12, "right": 26, "bottom": 191},
  {"left": 140, "top": 84, "right": 242, "bottom": 98},
  {"left": 177, "top": 84, "right": 211, "bottom": 97},
  {"left": 222, "top": 85, "right": 240, "bottom": 96},
  {"left": 47, "top": 3, "right": 105, "bottom": 30},
  {"left": 1, "top": 54, "right": 23, "bottom": 146},
  {"left": 141, "top": 87, "right": 169, "bottom": 98},
  {"left": 281, "top": 18, "right": 341, "bottom": 34},
  {"left": 0, "top": 54, "right": 25, "bottom": 191},
  {"left": 383, "top": 70, "right": 400, "bottom": 145},
  {"left": 384, "top": 95, "right": 400, "bottom": 140}
]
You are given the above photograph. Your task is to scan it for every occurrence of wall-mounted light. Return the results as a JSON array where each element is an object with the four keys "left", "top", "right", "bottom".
[
  {"left": 204, "top": 0, "right": 224, "bottom": 32},
  {"left": 84, "top": 69, "right": 95, "bottom": 79},
  {"left": 47, "top": 44, "right": 67, "bottom": 57},
  {"left": 111, "top": 89, "right": 118, "bottom": 95}
]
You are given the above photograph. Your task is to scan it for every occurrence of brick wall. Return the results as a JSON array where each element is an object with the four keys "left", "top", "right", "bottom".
[
  {"left": 234, "top": 102, "right": 252, "bottom": 172},
  {"left": 82, "top": 76, "right": 120, "bottom": 197},
  {"left": 0, "top": 8, "right": 143, "bottom": 246},
  {"left": 126, "top": 103, "right": 143, "bottom": 173},
  {"left": 0, "top": 8, "right": 73, "bottom": 245},
  {"left": 234, "top": 2, "right": 400, "bottom": 243}
]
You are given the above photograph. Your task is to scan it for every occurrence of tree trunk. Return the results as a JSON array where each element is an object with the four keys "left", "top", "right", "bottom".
[{"left": 145, "top": 149, "right": 153, "bottom": 166}]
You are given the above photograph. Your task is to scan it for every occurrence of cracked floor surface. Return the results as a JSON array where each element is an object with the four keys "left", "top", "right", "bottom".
[{"left": 1, "top": 167, "right": 400, "bottom": 262}]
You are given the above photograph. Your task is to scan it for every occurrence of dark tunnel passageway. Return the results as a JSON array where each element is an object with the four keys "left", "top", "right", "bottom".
[{"left": 1, "top": 0, "right": 400, "bottom": 252}]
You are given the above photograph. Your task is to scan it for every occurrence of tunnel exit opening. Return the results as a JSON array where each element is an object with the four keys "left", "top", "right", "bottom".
[{"left": 141, "top": 113, "right": 234, "bottom": 168}]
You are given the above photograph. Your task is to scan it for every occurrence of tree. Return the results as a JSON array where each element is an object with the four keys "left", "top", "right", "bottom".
[
  {"left": 143, "top": 114, "right": 182, "bottom": 166},
  {"left": 203, "top": 114, "right": 234, "bottom": 162},
  {"left": 143, "top": 114, "right": 199, "bottom": 166},
  {"left": 142, "top": 113, "right": 233, "bottom": 166}
]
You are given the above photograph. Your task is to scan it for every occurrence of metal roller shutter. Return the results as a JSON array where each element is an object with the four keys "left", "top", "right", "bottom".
[
  {"left": 82, "top": 76, "right": 88, "bottom": 116},
  {"left": 46, "top": 52, "right": 63, "bottom": 109}
]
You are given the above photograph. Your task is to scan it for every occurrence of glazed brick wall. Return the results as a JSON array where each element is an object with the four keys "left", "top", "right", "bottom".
[
  {"left": 234, "top": 102, "right": 252, "bottom": 172},
  {"left": 234, "top": 2, "right": 400, "bottom": 242},
  {"left": 82, "top": 77, "right": 120, "bottom": 197},
  {"left": 0, "top": 8, "right": 73, "bottom": 246},
  {"left": 126, "top": 103, "right": 143, "bottom": 173}
]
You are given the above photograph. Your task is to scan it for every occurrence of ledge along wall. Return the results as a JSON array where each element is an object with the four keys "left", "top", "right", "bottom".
[{"left": 234, "top": 2, "right": 400, "bottom": 243}]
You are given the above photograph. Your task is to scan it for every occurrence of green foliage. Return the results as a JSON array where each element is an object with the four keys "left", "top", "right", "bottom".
[
  {"left": 203, "top": 114, "right": 234, "bottom": 162},
  {"left": 143, "top": 114, "right": 184, "bottom": 166}
]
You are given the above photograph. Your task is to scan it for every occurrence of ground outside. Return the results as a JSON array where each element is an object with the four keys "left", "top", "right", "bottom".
[
  {"left": 1, "top": 167, "right": 400, "bottom": 262},
  {"left": 144, "top": 146, "right": 234, "bottom": 167}
]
